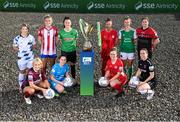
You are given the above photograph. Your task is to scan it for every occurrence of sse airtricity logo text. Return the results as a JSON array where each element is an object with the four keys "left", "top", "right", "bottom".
[
  {"left": 3, "top": 1, "right": 10, "bottom": 8},
  {"left": 135, "top": 1, "right": 143, "bottom": 10},
  {"left": 44, "top": 1, "right": 50, "bottom": 10},
  {"left": 87, "top": 1, "right": 94, "bottom": 10}
]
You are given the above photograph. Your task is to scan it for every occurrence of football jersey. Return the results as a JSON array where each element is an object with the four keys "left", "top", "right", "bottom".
[
  {"left": 59, "top": 28, "right": 78, "bottom": 52},
  {"left": 105, "top": 58, "right": 124, "bottom": 79},
  {"left": 13, "top": 34, "right": 36, "bottom": 60},
  {"left": 119, "top": 28, "right": 137, "bottom": 53},
  {"left": 28, "top": 68, "right": 47, "bottom": 84},
  {"left": 50, "top": 63, "right": 70, "bottom": 81},
  {"left": 138, "top": 58, "right": 155, "bottom": 81},
  {"left": 38, "top": 26, "right": 58, "bottom": 56},
  {"left": 136, "top": 27, "right": 158, "bottom": 48},
  {"left": 101, "top": 29, "right": 118, "bottom": 56}
]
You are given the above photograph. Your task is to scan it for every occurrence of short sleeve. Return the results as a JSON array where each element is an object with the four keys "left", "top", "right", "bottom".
[
  {"left": 28, "top": 71, "right": 34, "bottom": 83},
  {"left": 38, "top": 28, "right": 42, "bottom": 37},
  {"left": 148, "top": 62, "right": 154, "bottom": 72},
  {"left": 75, "top": 29, "right": 78, "bottom": 39},
  {"left": 118, "top": 59, "right": 124, "bottom": 72},
  {"left": 66, "top": 64, "right": 70, "bottom": 72},
  {"left": 151, "top": 28, "right": 158, "bottom": 39},
  {"left": 50, "top": 64, "right": 57, "bottom": 75}
]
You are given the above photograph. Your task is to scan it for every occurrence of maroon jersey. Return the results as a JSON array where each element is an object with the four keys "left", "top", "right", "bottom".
[{"left": 28, "top": 68, "right": 47, "bottom": 84}]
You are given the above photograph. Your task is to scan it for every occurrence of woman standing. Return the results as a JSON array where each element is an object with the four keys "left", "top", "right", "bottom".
[{"left": 59, "top": 17, "right": 78, "bottom": 80}]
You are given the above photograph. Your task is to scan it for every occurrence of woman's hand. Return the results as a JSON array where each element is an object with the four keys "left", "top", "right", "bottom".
[{"left": 137, "top": 81, "right": 146, "bottom": 87}]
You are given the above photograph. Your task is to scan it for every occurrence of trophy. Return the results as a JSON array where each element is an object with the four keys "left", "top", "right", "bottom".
[{"left": 79, "top": 19, "right": 94, "bottom": 51}]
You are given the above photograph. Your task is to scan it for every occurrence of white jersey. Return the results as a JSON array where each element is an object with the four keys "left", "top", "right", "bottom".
[{"left": 13, "top": 34, "right": 36, "bottom": 60}]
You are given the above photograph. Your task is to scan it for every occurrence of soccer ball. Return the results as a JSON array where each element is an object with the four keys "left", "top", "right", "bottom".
[
  {"left": 44, "top": 88, "right": 55, "bottom": 99},
  {"left": 98, "top": 77, "right": 109, "bottom": 87},
  {"left": 63, "top": 77, "right": 74, "bottom": 87},
  {"left": 129, "top": 76, "right": 140, "bottom": 88}
]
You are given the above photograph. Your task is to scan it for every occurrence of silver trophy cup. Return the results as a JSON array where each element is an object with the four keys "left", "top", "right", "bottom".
[{"left": 79, "top": 19, "right": 94, "bottom": 51}]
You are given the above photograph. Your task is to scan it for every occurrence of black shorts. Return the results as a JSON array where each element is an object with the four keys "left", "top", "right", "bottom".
[
  {"left": 61, "top": 50, "right": 76, "bottom": 63},
  {"left": 139, "top": 77, "right": 157, "bottom": 89}
]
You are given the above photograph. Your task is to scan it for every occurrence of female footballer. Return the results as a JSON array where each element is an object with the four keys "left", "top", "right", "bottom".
[
  {"left": 104, "top": 47, "right": 127, "bottom": 98},
  {"left": 101, "top": 18, "right": 118, "bottom": 76},
  {"left": 48, "top": 55, "right": 72, "bottom": 94},
  {"left": 13, "top": 23, "right": 36, "bottom": 91},
  {"left": 38, "top": 14, "right": 59, "bottom": 73},
  {"left": 135, "top": 48, "right": 156, "bottom": 100},
  {"left": 119, "top": 16, "right": 137, "bottom": 80},
  {"left": 59, "top": 17, "right": 78, "bottom": 80},
  {"left": 22, "top": 58, "right": 50, "bottom": 104},
  {"left": 136, "top": 17, "right": 160, "bottom": 59}
]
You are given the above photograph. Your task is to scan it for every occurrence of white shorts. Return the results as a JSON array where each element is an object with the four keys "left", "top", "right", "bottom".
[
  {"left": 17, "top": 58, "right": 33, "bottom": 71},
  {"left": 120, "top": 52, "right": 135, "bottom": 60}
]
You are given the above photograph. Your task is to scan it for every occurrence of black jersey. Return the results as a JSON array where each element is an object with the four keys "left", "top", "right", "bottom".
[{"left": 138, "top": 58, "right": 155, "bottom": 81}]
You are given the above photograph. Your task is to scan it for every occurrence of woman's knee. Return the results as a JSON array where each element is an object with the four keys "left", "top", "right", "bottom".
[
  {"left": 55, "top": 84, "right": 64, "bottom": 93},
  {"left": 23, "top": 87, "right": 35, "bottom": 95}
]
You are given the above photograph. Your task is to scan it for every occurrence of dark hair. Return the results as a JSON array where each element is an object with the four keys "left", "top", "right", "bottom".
[
  {"left": 20, "top": 23, "right": 29, "bottom": 30},
  {"left": 43, "top": 14, "right": 52, "bottom": 20},
  {"left": 140, "top": 48, "right": 148, "bottom": 54},
  {"left": 59, "top": 55, "right": 67, "bottom": 59},
  {"left": 141, "top": 17, "right": 149, "bottom": 22},
  {"left": 63, "top": 17, "right": 71, "bottom": 28},
  {"left": 105, "top": 18, "right": 111, "bottom": 22}
]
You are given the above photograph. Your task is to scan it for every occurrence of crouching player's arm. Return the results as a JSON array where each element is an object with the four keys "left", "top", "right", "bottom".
[
  {"left": 141, "top": 72, "right": 154, "bottom": 84},
  {"left": 29, "top": 80, "right": 47, "bottom": 93},
  {"left": 50, "top": 75, "right": 64, "bottom": 86},
  {"left": 109, "top": 72, "right": 120, "bottom": 82}
]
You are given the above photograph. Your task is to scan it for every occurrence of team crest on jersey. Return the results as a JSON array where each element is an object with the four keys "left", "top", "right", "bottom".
[
  {"left": 114, "top": 66, "right": 118, "bottom": 69},
  {"left": 112, "top": 35, "right": 115, "bottom": 38}
]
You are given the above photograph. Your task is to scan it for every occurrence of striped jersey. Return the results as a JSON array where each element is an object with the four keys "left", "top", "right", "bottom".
[{"left": 38, "top": 26, "right": 58, "bottom": 56}]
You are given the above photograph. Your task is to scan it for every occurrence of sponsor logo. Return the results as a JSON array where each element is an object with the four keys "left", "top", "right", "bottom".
[
  {"left": 87, "top": 1, "right": 125, "bottom": 10},
  {"left": 3, "top": 1, "right": 36, "bottom": 9},
  {"left": 43, "top": 1, "right": 78, "bottom": 10},
  {"left": 135, "top": 1, "right": 178, "bottom": 11},
  {"left": 82, "top": 57, "right": 92, "bottom": 65}
]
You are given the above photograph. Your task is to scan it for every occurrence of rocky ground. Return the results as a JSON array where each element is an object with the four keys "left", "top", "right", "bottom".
[{"left": 0, "top": 12, "right": 179, "bottom": 121}]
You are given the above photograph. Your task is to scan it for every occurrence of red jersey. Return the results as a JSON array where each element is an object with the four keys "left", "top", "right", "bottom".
[
  {"left": 28, "top": 68, "right": 47, "bottom": 84},
  {"left": 101, "top": 29, "right": 118, "bottom": 57},
  {"left": 38, "top": 26, "right": 58, "bottom": 56},
  {"left": 105, "top": 58, "right": 127, "bottom": 83},
  {"left": 136, "top": 27, "right": 158, "bottom": 39}
]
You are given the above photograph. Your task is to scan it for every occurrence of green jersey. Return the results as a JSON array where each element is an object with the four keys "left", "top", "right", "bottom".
[
  {"left": 59, "top": 28, "right": 78, "bottom": 52},
  {"left": 119, "top": 28, "right": 137, "bottom": 53}
]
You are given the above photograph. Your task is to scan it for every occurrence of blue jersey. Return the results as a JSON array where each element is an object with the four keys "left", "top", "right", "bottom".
[{"left": 50, "top": 63, "right": 70, "bottom": 81}]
